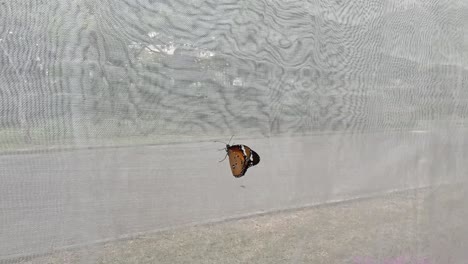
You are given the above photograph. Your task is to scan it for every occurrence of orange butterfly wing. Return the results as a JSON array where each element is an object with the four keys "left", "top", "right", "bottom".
[
  {"left": 227, "top": 145, "right": 260, "bottom": 177},
  {"left": 227, "top": 146, "right": 247, "bottom": 177}
]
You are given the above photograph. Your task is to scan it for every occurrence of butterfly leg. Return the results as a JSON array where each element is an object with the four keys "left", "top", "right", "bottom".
[{"left": 218, "top": 152, "right": 228, "bottom": 162}]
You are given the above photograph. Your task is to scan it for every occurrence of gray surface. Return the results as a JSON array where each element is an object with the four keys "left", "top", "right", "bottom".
[
  {"left": 1, "top": 1, "right": 468, "bottom": 146},
  {"left": 1, "top": 128, "right": 467, "bottom": 259},
  {"left": 1, "top": 0, "right": 468, "bottom": 262},
  {"left": 8, "top": 184, "right": 468, "bottom": 264}
]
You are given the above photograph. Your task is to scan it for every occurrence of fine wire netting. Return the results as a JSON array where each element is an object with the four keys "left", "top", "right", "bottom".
[{"left": 1, "top": 0, "right": 468, "bottom": 263}]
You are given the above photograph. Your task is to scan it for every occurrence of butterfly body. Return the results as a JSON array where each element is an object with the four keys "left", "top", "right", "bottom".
[{"left": 225, "top": 144, "right": 260, "bottom": 177}]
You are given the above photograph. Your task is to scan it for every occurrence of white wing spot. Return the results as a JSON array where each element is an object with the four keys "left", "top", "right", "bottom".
[{"left": 240, "top": 145, "right": 247, "bottom": 157}]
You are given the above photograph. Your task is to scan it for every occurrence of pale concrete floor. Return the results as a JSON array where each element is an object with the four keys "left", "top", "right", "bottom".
[
  {"left": 3, "top": 131, "right": 466, "bottom": 259},
  {"left": 8, "top": 183, "right": 468, "bottom": 264}
]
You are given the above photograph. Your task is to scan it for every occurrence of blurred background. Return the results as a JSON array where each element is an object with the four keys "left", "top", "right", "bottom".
[{"left": 1, "top": 0, "right": 467, "bottom": 263}]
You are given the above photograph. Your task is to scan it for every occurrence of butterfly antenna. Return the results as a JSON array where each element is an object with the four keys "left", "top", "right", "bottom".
[
  {"left": 215, "top": 135, "right": 234, "bottom": 158},
  {"left": 214, "top": 135, "right": 234, "bottom": 146}
]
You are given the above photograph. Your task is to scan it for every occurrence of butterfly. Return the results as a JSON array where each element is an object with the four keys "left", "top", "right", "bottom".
[{"left": 217, "top": 136, "right": 260, "bottom": 178}]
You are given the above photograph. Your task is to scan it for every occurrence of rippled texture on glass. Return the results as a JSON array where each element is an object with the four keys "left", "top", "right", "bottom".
[{"left": 1, "top": 0, "right": 467, "bottom": 263}]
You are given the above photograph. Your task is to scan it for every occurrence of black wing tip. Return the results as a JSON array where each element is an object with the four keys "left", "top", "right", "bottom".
[{"left": 251, "top": 151, "right": 260, "bottom": 165}]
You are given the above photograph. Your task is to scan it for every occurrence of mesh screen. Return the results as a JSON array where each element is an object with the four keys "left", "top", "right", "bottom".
[{"left": 1, "top": 0, "right": 468, "bottom": 263}]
